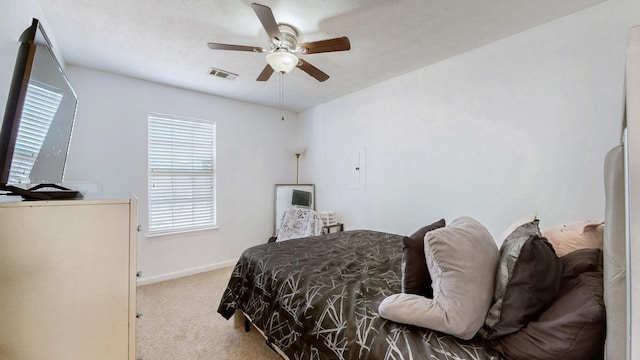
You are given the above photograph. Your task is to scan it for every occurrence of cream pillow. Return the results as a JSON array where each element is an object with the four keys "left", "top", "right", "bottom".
[
  {"left": 542, "top": 220, "right": 604, "bottom": 257},
  {"left": 379, "top": 217, "right": 499, "bottom": 340}
]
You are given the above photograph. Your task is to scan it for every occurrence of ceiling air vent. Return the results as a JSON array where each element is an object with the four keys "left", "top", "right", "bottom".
[{"left": 209, "top": 68, "right": 238, "bottom": 80}]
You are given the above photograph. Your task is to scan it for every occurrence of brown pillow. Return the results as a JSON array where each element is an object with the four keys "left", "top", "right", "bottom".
[
  {"left": 480, "top": 220, "right": 563, "bottom": 339},
  {"left": 488, "top": 249, "right": 604, "bottom": 360},
  {"left": 401, "top": 218, "right": 446, "bottom": 297},
  {"left": 561, "top": 248, "right": 603, "bottom": 279}
]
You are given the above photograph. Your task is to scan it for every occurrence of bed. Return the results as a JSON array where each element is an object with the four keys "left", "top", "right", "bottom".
[
  {"left": 218, "top": 219, "right": 606, "bottom": 360},
  {"left": 219, "top": 229, "right": 502, "bottom": 359},
  {"left": 218, "top": 25, "right": 640, "bottom": 360}
]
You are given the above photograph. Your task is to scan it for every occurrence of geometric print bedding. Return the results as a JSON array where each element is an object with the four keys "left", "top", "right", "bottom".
[{"left": 218, "top": 230, "right": 501, "bottom": 360}]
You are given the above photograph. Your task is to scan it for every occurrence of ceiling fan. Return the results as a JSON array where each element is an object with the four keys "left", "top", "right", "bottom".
[{"left": 207, "top": 3, "right": 351, "bottom": 82}]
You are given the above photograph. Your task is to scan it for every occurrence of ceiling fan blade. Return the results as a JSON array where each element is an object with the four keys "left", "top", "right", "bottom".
[
  {"left": 256, "top": 64, "right": 274, "bottom": 81},
  {"left": 251, "top": 3, "right": 282, "bottom": 40},
  {"left": 297, "top": 59, "right": 329, "bottom": 82},
  {"left": 207, "top": 43, "right": 265, "bottom": 52},
  {"left": 299, "top": 37, "right": 351, "bottom": 54}
]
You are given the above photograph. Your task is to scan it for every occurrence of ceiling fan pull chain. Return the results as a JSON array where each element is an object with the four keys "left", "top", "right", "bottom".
[{"left": 280, "top": 72, "right": 285, "bottom": 121}]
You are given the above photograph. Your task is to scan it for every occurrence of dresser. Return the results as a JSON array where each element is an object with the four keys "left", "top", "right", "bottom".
[{"left": 0, "top": 194, "right": 137, "bottom": 360}]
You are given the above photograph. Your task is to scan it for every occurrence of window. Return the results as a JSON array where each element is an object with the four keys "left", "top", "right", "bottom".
[
  {"left": 9, "top": 80, "right": 63, "bottom": 184},
  {"left": 148, "top": 113, "right": 216, "bottom": 235}
]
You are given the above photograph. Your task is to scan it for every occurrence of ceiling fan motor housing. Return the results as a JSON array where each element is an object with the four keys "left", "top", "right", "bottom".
[{"left": 273, "top": 24, "right": 299, "bottom": 52}]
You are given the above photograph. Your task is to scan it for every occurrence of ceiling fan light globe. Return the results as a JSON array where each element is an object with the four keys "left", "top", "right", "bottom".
[{"left": 266, "top": 52, "right": 298, "bottom": 73}]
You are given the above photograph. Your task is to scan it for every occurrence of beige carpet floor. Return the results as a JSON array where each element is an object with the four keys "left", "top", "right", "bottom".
[{"left": 136, "top": 266, "right": 281, "bottom": 360}]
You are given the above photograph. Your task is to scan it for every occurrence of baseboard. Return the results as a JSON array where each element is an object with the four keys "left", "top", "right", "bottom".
[{"left": 136, "top": 259, "right": 238, "bottom": 286}]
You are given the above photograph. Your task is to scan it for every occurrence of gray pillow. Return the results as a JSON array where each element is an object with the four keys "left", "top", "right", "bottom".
[
  {"left": 379, "top": 217, "right": 499, "bottom": 340},
  {"left": 480, "top": 220, "right": 563, "bottom": 339}
]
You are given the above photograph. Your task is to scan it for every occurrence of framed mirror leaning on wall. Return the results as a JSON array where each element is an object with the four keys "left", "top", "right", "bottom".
[{"left": 274, "top": 184, "right": 315, "bottom": 235}]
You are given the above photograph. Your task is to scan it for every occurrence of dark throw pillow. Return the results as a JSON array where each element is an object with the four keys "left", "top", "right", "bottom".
[
  {"left": 488, "top": 248, "right": 604, "bottom": 360},
  {"left": 480, "top": 220, "right": 563, "bottom": 339},
  {"left": 401, "top": 218, "right": 445, "bottom": 297}
]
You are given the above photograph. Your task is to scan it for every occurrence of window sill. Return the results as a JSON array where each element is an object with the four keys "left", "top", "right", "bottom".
[{"left": 146, "top": 225, "right": 219, "bottom": 239}]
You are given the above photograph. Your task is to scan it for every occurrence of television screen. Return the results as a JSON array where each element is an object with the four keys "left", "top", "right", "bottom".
[
  {"left": 291, "top": 189, "right": 312, "bottom": 207},
  {"left": 0, "top": 19, "right": 78, "bottom": 199}
]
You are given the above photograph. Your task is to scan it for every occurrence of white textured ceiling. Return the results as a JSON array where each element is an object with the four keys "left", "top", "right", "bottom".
[{"left": 38, "top": 0, "right": 605, "bottom": 112}]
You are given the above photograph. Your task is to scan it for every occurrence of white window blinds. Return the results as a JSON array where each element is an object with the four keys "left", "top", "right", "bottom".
[
  {"left": 148, "top": 113, "right": 216, "bottom": 235},
  {"left": 9, "top": 80, "right": 63, "bottom": 184}
]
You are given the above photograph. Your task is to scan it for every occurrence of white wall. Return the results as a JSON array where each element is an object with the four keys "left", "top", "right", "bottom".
[
  {"left": 626, "top": 24, "right": 640, "bottom": 360},
  {"left": 63, "top": 66, "right": 297, "bottom": 282},
  {"left": 299, "top": 0, "right": 640, "bottom": 242}
]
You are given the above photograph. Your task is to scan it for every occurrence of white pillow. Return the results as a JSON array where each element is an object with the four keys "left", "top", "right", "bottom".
[{"left": 500, "top": 213, "right": 537, "bottom": 241}]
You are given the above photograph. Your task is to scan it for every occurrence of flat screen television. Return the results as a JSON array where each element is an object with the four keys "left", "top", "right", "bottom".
[
  {"left": 0, "top": 18, "right": 80, "bottom": 200},
  {"left": 291, "top": 189, "right": 312, "bottom": 207}
]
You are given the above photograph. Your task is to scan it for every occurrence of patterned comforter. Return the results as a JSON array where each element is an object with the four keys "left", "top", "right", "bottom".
[{"left": 218, "top": 230, "right": 501, "bottom": 360}]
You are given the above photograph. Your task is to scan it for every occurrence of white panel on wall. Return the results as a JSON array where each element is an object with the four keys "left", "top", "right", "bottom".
[{"left": 344, "top": 147, "right": 365, "bottom": 189}]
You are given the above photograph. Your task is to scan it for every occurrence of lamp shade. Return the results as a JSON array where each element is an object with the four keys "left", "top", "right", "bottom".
[
  {"left": 266, "top": 51, "right": 298, "bottom": 73},
  {"left": 291, "top": 145, "right": 307, "bottom": 155}
]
